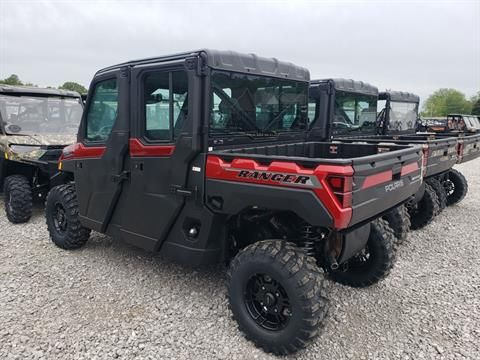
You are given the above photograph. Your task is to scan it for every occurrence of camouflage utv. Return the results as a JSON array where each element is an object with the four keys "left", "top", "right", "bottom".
[{"left": 0, "top": 85, "right": 82, "bottom": 223}]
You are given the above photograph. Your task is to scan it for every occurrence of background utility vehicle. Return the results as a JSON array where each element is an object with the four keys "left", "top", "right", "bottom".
[
  {"left": 419, "top": 113, "right": 480, "bottom": 164},
  {"left": 45, "top": 50, "right": 423, "bottom": 355},
  {"left": 0, "top": 85, "right": 82, "bottom": 223},
  {"left": 308, "top": 80, "right": 463, "bottom": 230}
]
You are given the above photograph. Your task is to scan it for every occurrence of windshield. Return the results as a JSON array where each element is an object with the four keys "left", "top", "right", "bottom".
[
  {"left": 387, "top": 101, "right": 418, "bottom": 132},
  {"left": 468, "top": 116, "right": 480, "bottom": 128},
  {"left": 333, "top": 92, "right": 377, "bottom": 134},
  {"left": 0, "top": 95, "right": 82, "bottom": 135},
  {"left": 209, "top": 71, "right": 308, "bottom": 136}
]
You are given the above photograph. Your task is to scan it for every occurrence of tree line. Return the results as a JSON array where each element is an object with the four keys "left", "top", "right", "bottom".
[
  {"left": 0, "top": 74, "right": 87, "bottom": 95},
  {"left": 1, "top": 74, "right": 479, "bottom": 116}
]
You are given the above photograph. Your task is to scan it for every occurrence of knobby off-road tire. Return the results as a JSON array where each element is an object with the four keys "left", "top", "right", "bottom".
[
  {"left": 3, "top": 175, "right": 33, "bottom": 223},
  {"left": 227, "top": 240, "right": 329, "bottom": 355},
  {"left": 46, "top": 184, "right": 91, "bottom": 250},
  {"left": 382, "top": 204, "right": 411, "bottom": 245},
  {"left": 427, "top": 177, "right": 447, "bottom": 213},
  {"left": 409, "top": 183, "right": 440, "bottom": 230},
  {"left": 329, "top": 218, "right": 396, "bottom": 288},
  {"left": 444, "top": 169, "right": 468, "bottom": 206}
]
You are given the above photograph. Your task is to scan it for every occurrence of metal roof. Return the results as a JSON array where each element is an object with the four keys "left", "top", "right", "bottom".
[
  {"left": 0, "top": 84, "right": 81, "bottom": 98},
  {"left": 96, "top": 49, "right": 310, "bottom": 81},
  {"left": 310, "top": 78, "right": 378, "bottom": 96},
  {"left": 379, "top": 91, "right": 419, "bottom": 103}
]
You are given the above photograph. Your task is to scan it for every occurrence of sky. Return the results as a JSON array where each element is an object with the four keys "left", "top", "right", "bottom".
[{"left": 0, "top": 0, "right": 479, "bottom": 103}]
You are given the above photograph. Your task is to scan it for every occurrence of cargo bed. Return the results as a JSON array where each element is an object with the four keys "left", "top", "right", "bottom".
[
  {"left": 207, "top": 141, "right": 423, "bottom": 229},
  {"left": 335, "top": 134, "right": 457, "bottom": 178}
]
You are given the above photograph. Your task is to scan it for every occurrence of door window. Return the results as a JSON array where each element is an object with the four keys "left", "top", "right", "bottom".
[
  {"left": 307, "top": 100, "right": 317, "bottom": 125},
  {"left": 85, "top": 78, "right": 118, "bottom": 142},
  {"left": 143, "top": 71, "right": 188, "bottom": 141}
]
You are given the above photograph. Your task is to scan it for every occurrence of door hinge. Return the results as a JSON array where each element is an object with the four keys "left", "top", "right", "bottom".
[
  {"left": 170, "top": 184, "right": 198, "bottom": 198},
  {"left": 111, "top": 171, "right": 130, "bottom": 183}
]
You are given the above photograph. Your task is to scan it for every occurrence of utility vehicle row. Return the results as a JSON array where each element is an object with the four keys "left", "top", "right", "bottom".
[{"left": 0, "top": 50, "right": 478, "bottom": 355}]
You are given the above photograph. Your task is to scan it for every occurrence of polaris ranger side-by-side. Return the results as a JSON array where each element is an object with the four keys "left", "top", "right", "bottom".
[
  {"left": 0, "top": 85, "right": 83, "bottom": 223},
  {"left": 45, "top": 50, "right": 423, "bottom": 354},
  {"left": 308, "top": 80, "right": 463, "bottom": 231},
  {"left": 421, "top": 113, "right": 480, "bottom": 164}
]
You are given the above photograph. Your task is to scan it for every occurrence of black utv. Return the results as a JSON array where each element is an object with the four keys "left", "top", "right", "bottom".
[
  {"left": 45, "top": 50, "right": 423, "bottom": 354},
  {"left": 0, "top": 85, "right": 83, "bottom": 223}
]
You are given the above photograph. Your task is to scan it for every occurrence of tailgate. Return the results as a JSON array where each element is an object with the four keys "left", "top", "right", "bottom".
[
  {"left": 423, "top": 137, "right": 458, "bottom": 177},
  {"left": 348, "top": 145, "right": 423, "bottom": 226},
  {"left": 458, "top": 134, "right": 480, "bottom": 163}
]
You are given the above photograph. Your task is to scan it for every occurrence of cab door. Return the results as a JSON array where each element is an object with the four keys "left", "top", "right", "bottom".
[
  {"left": 74, "top": 68, "right": 130, "bottom": 232},
  {"left": 115, "top": 64, "right": 199, "bottom": 251}
]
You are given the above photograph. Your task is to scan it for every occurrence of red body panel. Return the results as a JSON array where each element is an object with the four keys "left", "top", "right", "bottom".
[
  {"left": 61, "top": 142, "right": 106, "bottom": 160},
  {"left": 206, "top": 155, "right": 354, "bottom": 229},
  {"left": 60, "top": 139, "right": 176, "bottom": 160},
  {"left": 129, "top": 138, "right": 175, "bottom": 157}
]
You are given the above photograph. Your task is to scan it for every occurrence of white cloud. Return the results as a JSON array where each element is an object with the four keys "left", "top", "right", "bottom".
[{"left": 0, "top": 0, "right": 478, "bottom": 100}]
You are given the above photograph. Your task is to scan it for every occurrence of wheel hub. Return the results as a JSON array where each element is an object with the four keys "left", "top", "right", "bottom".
[
  {"left": 53, "top": 203, "right": 67, "bottom": 232},
  {"left": 245, "top": 273, "right": 291, "bottom": 331}
]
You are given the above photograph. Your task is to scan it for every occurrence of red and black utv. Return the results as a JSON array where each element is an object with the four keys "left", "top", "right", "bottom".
[
  {"left": 308, "top": 80, "right": 471, "bottom": 232},
  {"left": 45, "top": 50, "right": 423, "bottom": 355}
]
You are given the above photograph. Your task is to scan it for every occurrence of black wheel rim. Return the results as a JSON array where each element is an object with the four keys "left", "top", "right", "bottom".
[
  {"left": 53, "top": 203, "right": 67, "bottom": 233},
  {"left": 341, "top": 245, "right": 371, "bottom": 271},
  {"left": 244, "top": 273, "right": 291, "bottom": 331},
  {"left": 444, "top": 180, "right": 455, "bottom": 197}
]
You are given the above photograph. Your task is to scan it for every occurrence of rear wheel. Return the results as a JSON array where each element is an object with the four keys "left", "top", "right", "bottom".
[
  {"left": 427, "top": 177, "right": 447, "bottom": 213},
  {"left": 329, "top": 218, "right": 396, "bottom": 288},
  {"left": 382, "top": 204, "right": 411, "bottom": 245},
  {"left": 46, "top": 184, "right": 91, "bottom": 250},
  {"left": 3, "top": 175, "right": 33, "bottom": 224},
  {"left": 408, "top": 183, "right": 439, "bottom": 230},
  {"left": 444, "top": 169, "right": 468, "bottom": 206},
  {"left": 227, "top": 240, "right": 329, "bottom": 355}
]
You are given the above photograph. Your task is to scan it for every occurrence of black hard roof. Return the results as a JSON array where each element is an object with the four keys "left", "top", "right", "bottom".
[
  {"left": 379, "top": 91, "right": 419, "bottom": 103},
  {"left": 310, "top": 78, "right": 378, "bottom": 96},
  {"left": 0, "top": 84, "right": 80, "bottom": 98},
  {"left": 96, "top": 49, "right": 310, "bottom": 81}
]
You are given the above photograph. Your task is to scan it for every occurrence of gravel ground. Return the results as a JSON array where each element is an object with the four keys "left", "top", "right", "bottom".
[{"left": 1, "top": 160, "right": 479, "bottom": 360}]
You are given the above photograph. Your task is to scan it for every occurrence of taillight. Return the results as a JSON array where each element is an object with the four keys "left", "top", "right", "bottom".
[
  {"left": 457, "top": 142, "right": 464, "bottom": 162},
  {"left": 421, "top": 145, "right": 429, "bottom": 176},
  {"left": 327, "top": 176, "right": 353, "bottom": 208}
]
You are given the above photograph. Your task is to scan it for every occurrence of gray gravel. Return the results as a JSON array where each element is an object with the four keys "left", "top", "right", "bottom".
[{"left": 1, "top": 160, "right": 479, "bottom": 360}]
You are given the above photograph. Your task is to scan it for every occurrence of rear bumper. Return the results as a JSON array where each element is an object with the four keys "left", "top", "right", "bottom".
[{"left": 458, "top": 136, "right": 480, "bottom": 163}]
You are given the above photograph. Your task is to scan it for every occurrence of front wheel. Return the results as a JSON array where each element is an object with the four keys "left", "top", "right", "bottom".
[
  {"left": 45, "top": 184, "right": 91, "bottom": 250},
  {"left": 3, "top": 175, "right": 33, "bottom": 223},
  {"left": 227, "top": 240, "right": 329, "bottom": 355},
  {"left": 444, "top": 169, "right": 468, "bottom": 206},
  {"left": 329, "top": 218, "right": 396, "bottom": 288}
]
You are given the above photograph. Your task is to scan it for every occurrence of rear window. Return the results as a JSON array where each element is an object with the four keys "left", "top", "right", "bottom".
[{"left": 209, "top": 71, "right": 308, "bottom": 136}]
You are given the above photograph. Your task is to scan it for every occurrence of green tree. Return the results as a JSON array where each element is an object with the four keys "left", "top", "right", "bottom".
[
  {"left": 59, "top": 81, "right": 87, "bottom": 94},
  {"left": 422, "top": 88, "right": 472, "bottom": 116},
  {"left": 470, "top": 91, "right": 480, "bottom": 115},
  {"left": 472, "top": 98, "right": 480, "bottom": 115},
  {"left": 0, "top": 74, "right": 23, "bottom": 85}
]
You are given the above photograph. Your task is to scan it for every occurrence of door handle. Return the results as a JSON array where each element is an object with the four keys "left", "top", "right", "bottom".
[{"left": 111, "top": 171, "right": 130, "bottom": 183}]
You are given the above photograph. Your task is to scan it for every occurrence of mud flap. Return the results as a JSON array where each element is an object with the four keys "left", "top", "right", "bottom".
[{"left": 337, "top": 222, "right": 371, "bottom": 265}]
